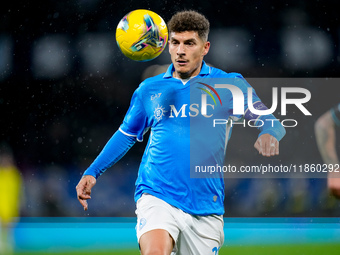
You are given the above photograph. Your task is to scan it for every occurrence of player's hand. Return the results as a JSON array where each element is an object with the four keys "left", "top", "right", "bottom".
[
  {"left": 254, "top": 134, "right": 279, "bottom": 157},
  {"left": 328, "top": 172, "right": 340, "bottom": 199},
  {"left": 76, "top": 175, "right": 96, "bottom": 211}
]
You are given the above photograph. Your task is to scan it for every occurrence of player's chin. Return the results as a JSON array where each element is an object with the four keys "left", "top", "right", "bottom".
[
  {"left": 175, "top": 63, "right": 189, "bottom": 71},
  {"left": 176, "top": 68, "right": 191, "bottom": 78}
]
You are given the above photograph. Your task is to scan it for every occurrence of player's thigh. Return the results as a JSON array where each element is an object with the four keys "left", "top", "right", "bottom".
[
  {"left": 177, "top": 215, "right": 224, "bottom": 255},
  {"left": 139, "top": 229, "right": 174, "bottom": 255},
  {"left": 135, "top": 194, "right": 180, "bottom": 253}
]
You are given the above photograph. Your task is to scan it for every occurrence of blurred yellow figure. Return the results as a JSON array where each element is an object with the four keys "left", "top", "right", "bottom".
[{"left": 0, "top": 143, "right": 23, "bottom": 255}]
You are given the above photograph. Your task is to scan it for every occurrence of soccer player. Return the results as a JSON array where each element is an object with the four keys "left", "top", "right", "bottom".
[
  {"left": 315, "top": 104, "right": 340, "bottom": 198},
  {"left": 76, "top": 10, "right": 286, "bottom": 254}
]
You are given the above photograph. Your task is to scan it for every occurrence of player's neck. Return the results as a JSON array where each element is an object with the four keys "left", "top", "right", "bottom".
[
  {"left": 173, "top": 70, "right": 197, "bottom": 80},
  {"left": 172, "top": 71, "right": 196, "bottom": 85},
  {"left": 173, "top": 75, "right": 196, "bottom": 85}
]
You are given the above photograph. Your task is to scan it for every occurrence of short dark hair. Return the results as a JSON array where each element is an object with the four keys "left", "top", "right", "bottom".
[{"left": 167, "top": 10, "right": 210, "bottom": 41}]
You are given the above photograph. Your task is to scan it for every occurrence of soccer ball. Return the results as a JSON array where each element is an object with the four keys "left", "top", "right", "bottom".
[{"left": 116, "top": 9, "right": 168, "bottom": 62}]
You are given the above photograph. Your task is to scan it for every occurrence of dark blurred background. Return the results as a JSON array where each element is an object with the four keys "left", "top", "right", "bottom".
[{"left": 1, "top": 0, "right": 340, "bottom": 217}]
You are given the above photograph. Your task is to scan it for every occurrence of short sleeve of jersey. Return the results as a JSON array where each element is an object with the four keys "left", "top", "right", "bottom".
[
  {"left": 119, "top": 88, "right": 149, "bottom": 142},
  {"left": 331, "top": 103, "right": 340, "bottom": 127}
]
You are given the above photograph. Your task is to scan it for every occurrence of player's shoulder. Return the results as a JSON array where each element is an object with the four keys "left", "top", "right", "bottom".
[
  {"left": 208, "top": 66, "right": 252, "bottom": 90},
  {"left": 143, "top": 72, "right": 165, "bottom": 84},
  {"left": 209, "top": 65, "right": 244, "bottom": 79},
  {"left": 139, "top": 72, "right": 165, "bottom": 87},
  {"left": 134, "top": 72, "right": 167, "bottom": 96}
]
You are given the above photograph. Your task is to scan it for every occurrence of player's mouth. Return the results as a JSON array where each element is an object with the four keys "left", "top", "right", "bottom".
[{"left": 176, "top": 59, "right": 188, "bottom": 66}]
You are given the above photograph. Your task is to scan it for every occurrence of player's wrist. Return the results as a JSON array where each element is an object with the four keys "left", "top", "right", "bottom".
[{"left": 82, "top": 172, "right": 97, "bottom": 180}]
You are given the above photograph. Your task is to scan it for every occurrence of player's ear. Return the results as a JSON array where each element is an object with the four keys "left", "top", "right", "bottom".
[
  {"left": 202, "top": 41, "right": 210, "bottom": 56},
  {"left": 168, "top": 32, "right": 173, "bottom": 54}
]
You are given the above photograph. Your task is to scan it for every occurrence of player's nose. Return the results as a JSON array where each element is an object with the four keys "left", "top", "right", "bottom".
[{"left": 177, "top": 43, "right": 185, "bottom": 55}]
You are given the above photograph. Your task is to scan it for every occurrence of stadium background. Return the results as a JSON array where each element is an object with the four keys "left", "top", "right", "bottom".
[{"left": 1, "top": 0, "right": 340, "bottom": 253}]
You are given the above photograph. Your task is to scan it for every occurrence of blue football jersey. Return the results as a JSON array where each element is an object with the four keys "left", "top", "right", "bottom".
[{"left": 119, "top": 61, "right": 273, "bottom": 215}]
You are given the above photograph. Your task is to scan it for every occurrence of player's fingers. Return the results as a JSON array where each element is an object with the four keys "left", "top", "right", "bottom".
[
  {"left": 76, "top": 184, "right": 88, "bottom": 197},
  {"left": 275, "top": 141, "right": 279, "bottom": 155},
  {"left": 269, "top": 141, "right": 277, "bottom": 156},
  {"left": 261, "top": 140, "right": 268, "bottom": 157},
  {"left": 78, "top": 198, "right": 88, "bottom": 211},
  {"left": 76, "top": 187, "right": 90, "bottom": 210},
  {"left": 259, "top": 137, "right": 271, "bottom": 157},
  {"left": 84, "top": 185, "right": 92, "bottom": 196},
  {"left": 84, "top": 175, "right": 96, "bottom": 193},
  {"left": 272, "top": 138, "right": 280, "bottom": 156},
  {"left": 267, "top": 136, "right": 279, "bottom": 157},
  {"left": 254, "top": 139, "right": 262, "bottom": 154},
  {"left": 76, "top": 183, "right": 91, "bottom": 210},
  {"left": 78, "top": 193, "right": 91, "bottom": 200}
]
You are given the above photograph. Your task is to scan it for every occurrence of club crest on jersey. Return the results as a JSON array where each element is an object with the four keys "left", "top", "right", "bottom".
[
  {"left": 139, "top": 218, "right": 147, "bottom": 231},
  {"left": 154, "top": 105, "right": 166, "bottom": 121}
]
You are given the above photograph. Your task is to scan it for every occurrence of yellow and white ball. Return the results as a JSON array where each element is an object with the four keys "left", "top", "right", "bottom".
[{"left": 116, "top": 9, "right": 168, "bottom": 62}]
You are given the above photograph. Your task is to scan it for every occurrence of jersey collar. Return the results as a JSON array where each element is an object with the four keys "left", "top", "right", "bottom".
[{"left": 163, "top": 61, "right": 211, "bottom": 79}]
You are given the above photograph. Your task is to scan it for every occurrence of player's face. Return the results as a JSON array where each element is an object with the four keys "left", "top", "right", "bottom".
[{"left": 168, "top": 31, "right": 210, "bottom": 79}]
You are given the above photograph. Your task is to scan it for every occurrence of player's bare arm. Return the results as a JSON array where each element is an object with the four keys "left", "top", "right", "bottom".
[
  {"left": 76, "top": 175, "right": 96, "bottom": 211},
  {"left": 254, "top": 133, "right": 279, "bottom": 157},
  {"left": 315, "top": 110, "right": 340, "bottom": 198}
]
